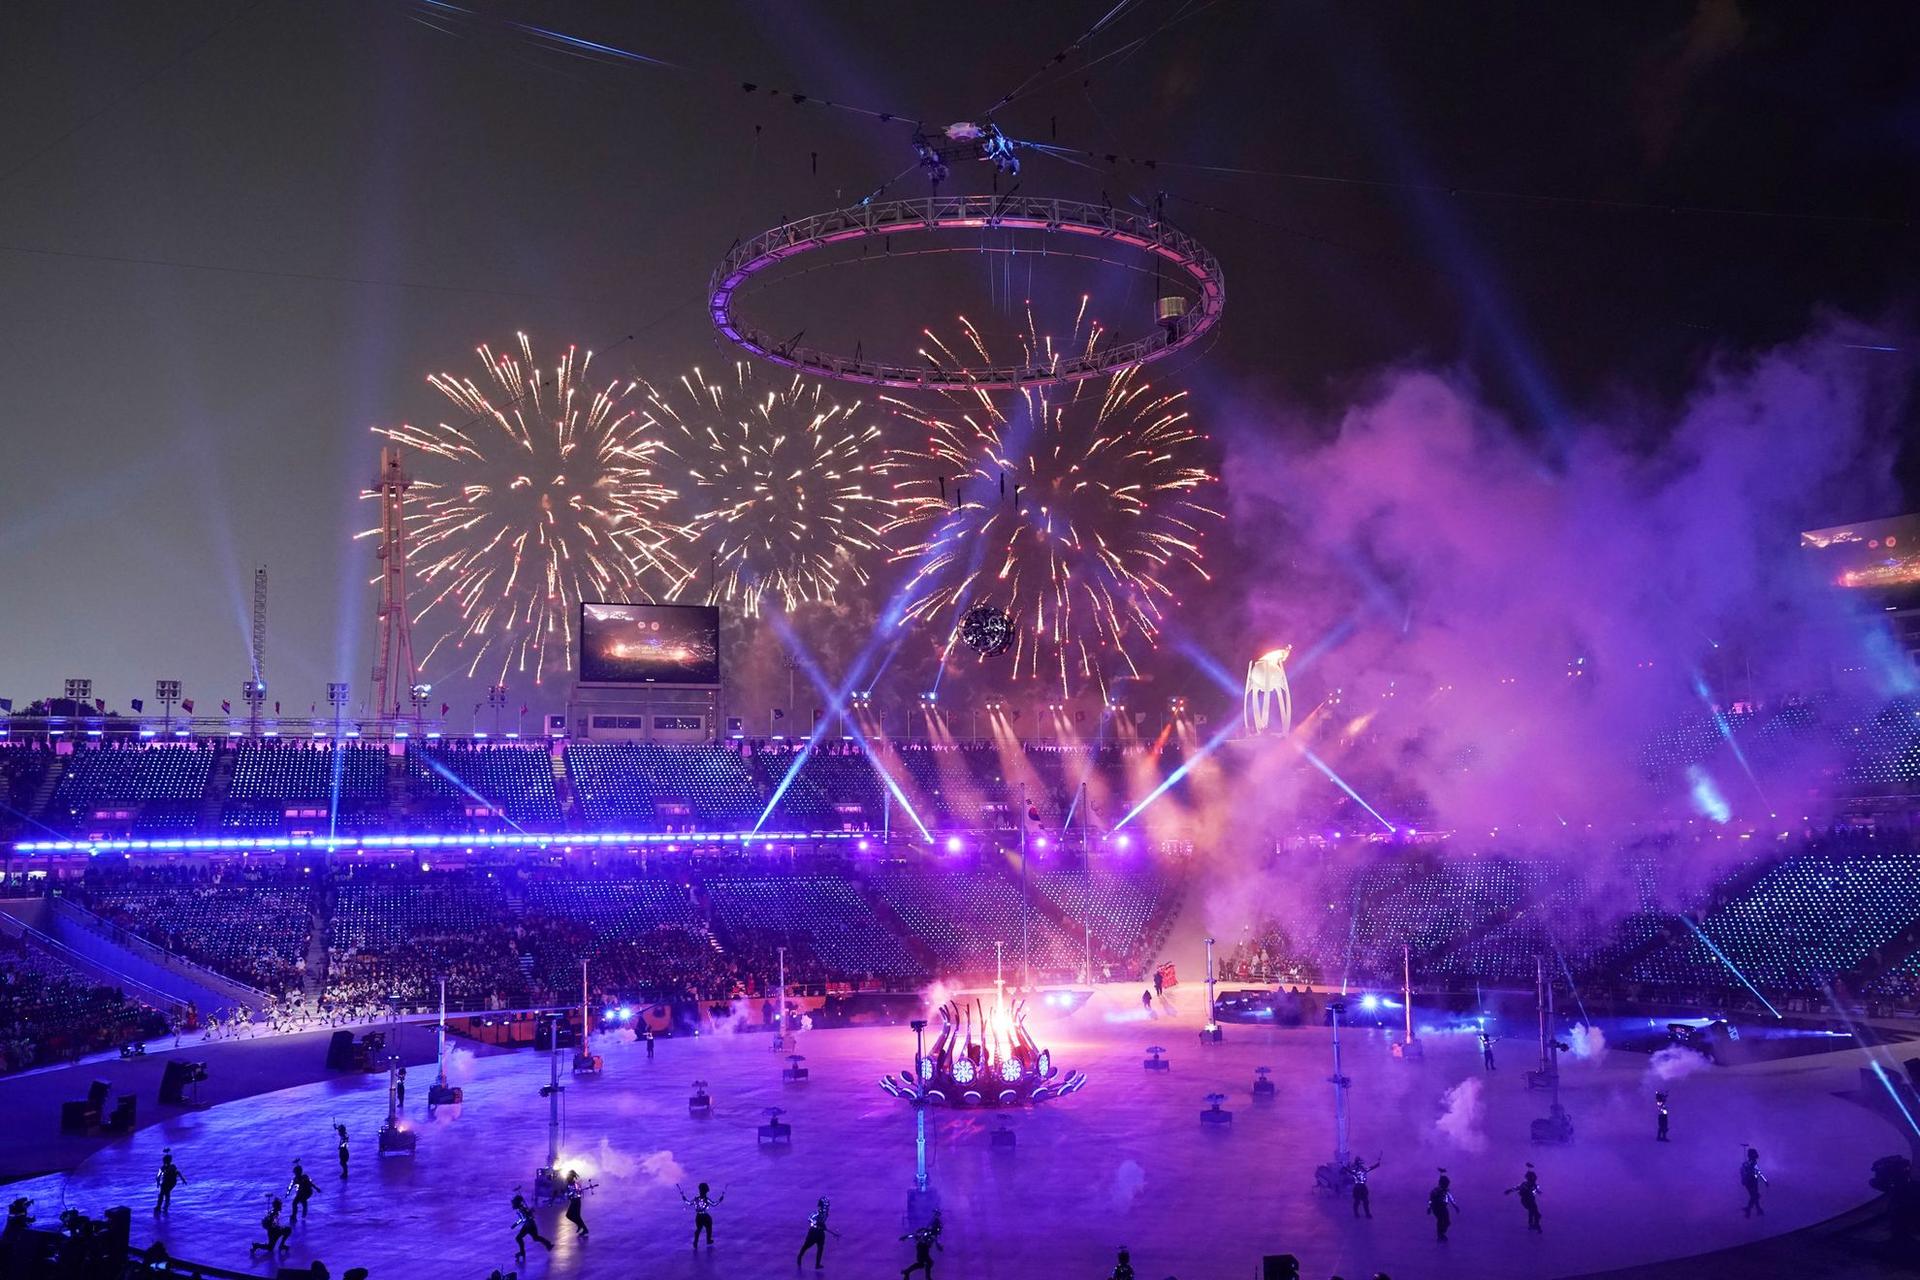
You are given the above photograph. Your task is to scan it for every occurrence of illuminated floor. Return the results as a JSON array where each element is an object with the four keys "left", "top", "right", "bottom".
[{"left": 20, "top": 990, "right": 1906, "bottom": 1279}]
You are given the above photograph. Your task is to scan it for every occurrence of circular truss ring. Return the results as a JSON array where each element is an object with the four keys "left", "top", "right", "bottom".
[{"left": 709, "top": 195, "right": 1226, "bottom": 391}]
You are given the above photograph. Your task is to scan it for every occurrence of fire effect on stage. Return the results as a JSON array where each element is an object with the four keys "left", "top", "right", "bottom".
[{"left": 880, "top": 998, "right": 1087, "bottom": 1107}]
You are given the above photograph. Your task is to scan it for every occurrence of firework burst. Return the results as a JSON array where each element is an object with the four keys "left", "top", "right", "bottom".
[
  {"left": 368, "top": 334, "right": 684, "bottom": 685},
  {"left": 883, "top": 304, "right": 1220, "bottom": 697},
  {"left": 645, "top": 363, "right": 896, "bottom": 616}
]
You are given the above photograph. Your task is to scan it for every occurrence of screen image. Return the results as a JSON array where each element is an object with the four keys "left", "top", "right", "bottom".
[{"left": 579, "top": 602, "right": 722, "bottom": 685}]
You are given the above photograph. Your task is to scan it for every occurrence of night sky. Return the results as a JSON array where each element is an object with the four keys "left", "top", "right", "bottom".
[{"left": 2, "top": 1, "right": 1914, "bottom": 717}]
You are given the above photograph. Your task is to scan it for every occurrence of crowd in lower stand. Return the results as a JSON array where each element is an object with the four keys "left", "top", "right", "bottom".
[
  {"left": 9, "top": 823, "right": 1920, "bottom": 1075},
  {"left": 0, "top": 936, "right": 167, "bottom": 1071},
  {"left": 0, "top": 853, "right": 1180, "bottom": 1071}
]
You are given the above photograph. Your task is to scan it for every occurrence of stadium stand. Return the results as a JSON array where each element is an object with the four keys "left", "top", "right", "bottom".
[{"left": 0, "top": 933, "right": 168, "bottom": 1072}]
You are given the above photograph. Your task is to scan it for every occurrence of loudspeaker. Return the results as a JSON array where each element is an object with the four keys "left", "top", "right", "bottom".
[
  {"left": 60, "top": 1100, "right": 96, "bottom": 1133},
  {"left": 101, "top": 1206, "right": 130, "bottom": 1255},
  {"left": 1262, "top": 1255, "right": 1301, "bottom": 1280},
  {"left": 159, "top": 1061, "right": 206, "bottom": 1105},
  {"left": 326, "top": 1030, "right": 356, "bottom": 1070},
  {"left": 86, "top": 1080, "right": 110, "bottom": 1108},
  {"left": 107, "top": 1095, "right": 136, "bottom": 1132}
]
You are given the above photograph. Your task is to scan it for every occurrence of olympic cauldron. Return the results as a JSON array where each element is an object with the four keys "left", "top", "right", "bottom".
[{"left": 879, "top": 998, "right": 1087, "bottom": 1106}]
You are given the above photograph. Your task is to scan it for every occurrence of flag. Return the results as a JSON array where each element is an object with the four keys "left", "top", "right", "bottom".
[
  {"left": 130, "top": 698, "right": 144, "bottom": 712},
  {"left": 1155, "top": 962, "right": 1178, "bottom": 990},
  {"left": 772, "top": 707, "right": 785, "bottom": 721},
  {"left": 181, "top": 699, "right": 194, "bottom": 713},
  {"left": 274, "top": 701, "right": 281, "bottom": 714},
  {"left": 0, "top": 698, "right": 12, "bottom": 712},
  {"left": 309, "top": 703, "right": 316, "bottom": 714},
  {"left": 221, "top": 699, "right": 231, "bottom": 714},
  {"left": 94, "top": 698, "right": 106, "bottom": 713},
  {"left": 440, "top": 702, "right": 449, "bottom": 716},
  {"left": 472, "top": 703, "right": 481, "bottom": 716},
  {"left": 519, "top": 704, "right": 528, "bottom": 716},
  {"left": 1026, "top": 803, "right": 1042, "bottom": 824}
]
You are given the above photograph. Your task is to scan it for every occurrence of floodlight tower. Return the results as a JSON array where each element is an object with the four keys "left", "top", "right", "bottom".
[
  {"left": 251, "top": 566, "right": 268, "bottom": 694},
  {"left": 370, "top": 447, "right": 419, "bottom": 730}
]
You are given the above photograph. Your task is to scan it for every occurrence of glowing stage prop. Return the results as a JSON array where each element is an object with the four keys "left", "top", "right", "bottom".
[
  {"left": 879, "top": 999, "right": 1086, "bottom": 1107},
  {"left": 1243, "top": 645, "right": 1293, "bottom": 737}
]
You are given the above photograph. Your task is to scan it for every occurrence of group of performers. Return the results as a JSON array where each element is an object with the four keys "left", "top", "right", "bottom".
[
  {"left": 132, "top": 1022, "right": 1776, "bottom": 1272},
  {"left": 1325, "top": 1094, "right": 1771, "bottom": 1240}
]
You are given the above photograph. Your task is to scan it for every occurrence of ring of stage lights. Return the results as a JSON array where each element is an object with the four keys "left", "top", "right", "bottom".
[{"left": 709, "top": 195, "right": 1226, "bottom": 391}]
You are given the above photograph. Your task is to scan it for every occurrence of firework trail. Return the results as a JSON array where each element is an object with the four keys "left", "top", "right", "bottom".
[
  {"left": 368, "top": 334, "right": 685, "bottom": 686},
  {"left": 644, "top": 363, "right": 897, "bottom": 616},
  {"left": 881, "top": 302, "right": 1220, "bottom": 698}
]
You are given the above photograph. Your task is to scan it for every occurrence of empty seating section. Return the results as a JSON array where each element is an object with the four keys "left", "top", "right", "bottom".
[
  {"left": 0, "top": 935, "right": 168, "bottom": 1072},
  {"left": 631, "top": 745, "right": 762, "bottom": 826},
  {"left": 0, "top": 745, "right": 54, "bottom": 821},
  {"left": 409, "top": 745, "right": 562, "bottom": 827},
  {"left": 228, "top": 742, "right": 387, "bottom": 802},
  {"left": 1628, "top": 840, "right": 1920, "bottom": 990},
  {"left": 873, "top": 867, "right": 1082, "bottom": 977},
  {"left": 221, "top": 742, "right": 389, "bottom": 832},
  {"left": 766, "top": 749, "right": 886, "bottom": 828},
  {"left": 1033, "top": 865, "right": 1173, "bottom": 966},
  {"left": 82, "top": 868, "right": 313, "bottom": 995},
  {"left": 708, "top": 877, "right": 923, "bottom": 983},
  {"left": 330, "top": 874, "right": 529, "bottom": 1007},
  {"left": 520, "top": 876, "right": 724, "bottom": 998},
  {"left": 47, "top": 744, "right": 214, "bottom": 830}
]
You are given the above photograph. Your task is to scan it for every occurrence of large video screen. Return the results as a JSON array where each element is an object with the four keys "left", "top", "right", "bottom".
[{"left": 579, "top": 602, "right": 721, "bottom": 685}]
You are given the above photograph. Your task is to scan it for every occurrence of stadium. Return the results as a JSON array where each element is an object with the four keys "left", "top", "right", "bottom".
[{"left": 3, "top": 6, "right": 1919, "bottom": 1280}]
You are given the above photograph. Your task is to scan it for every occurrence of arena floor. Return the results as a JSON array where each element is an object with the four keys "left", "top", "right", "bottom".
[{"left": 17, "top": 989, "right": 1910, "bottom": 1279}]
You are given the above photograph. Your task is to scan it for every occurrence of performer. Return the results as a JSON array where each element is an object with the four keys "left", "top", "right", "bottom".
[
  {"left": 679, "top": 1182, "right": 723, "bottom": 1249},
  {"left": 395, "top": 1068, "right": 406, "bottom": 1109},
  {"left": 1349, "top": 1155, "right": 1382, "bottom": 1218},
  {"left": 511, "top": 1192, "right": 553, "bottom": 1260},
  {"left": 644, "top": 1028, "right": 656, "bottom": 1061},
  {"left": 563, "top": 1171, "right": 590, "bottom": 1239},
  {"left": 335, "top": 1123, "right": 350, "bottom": 1178},
  {"left": 249, "top": 1197, "right": 291, "bottom": 1256},
  {"left": 1427, "top": 1173, "right": 1460, "bottom": 1242},
  {"left": 900, "top": 1210, "right": 944, "bottom": 1278},
  {"left": 6, "top": 1197, "right": 35, "bottom": 1247},
  {"left": 1655, "top": 1091, "right": 1671, "bottom": 1142},
  {"left": 1141, "top": 989, "right": 1154, "bottom": 1018},
  {"left": 154, "top": 1150, "right": 185, "bottom": 1214},
  {"left": 288, "top": 1161, "right": 319, "bottom": 1223},
  {"left": 1110, "top": 1246, "right": 1136, "bottom": 1280},
  {"left": 1479, "top": 1032, "right": 1496, "bottom": 1071},
  {"left": 795, "top": 1195, "right": 836, "bottom": 1268},
  {"left": 1505, "top": 1166, "right": 1543, "bottom": 1232},
  {"left": 1740, "top": 1147, "right": 1768, "bottom": 1217}
]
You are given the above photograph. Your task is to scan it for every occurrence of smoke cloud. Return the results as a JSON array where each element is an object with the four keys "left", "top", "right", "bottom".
[
  {"left": 1109, "top": 1158, "right": 1148, "bottom": 1211},
  {"left": 1567, "top": 1023, "right": 1609, "bottom": 1062},
  {"left": 1647, "top": 1044, "right": 1712, "bottom": 1082},
  {"left": 1433, "top": 1077, "right": 1488, "bottom": 1151},
  {"left": 1222, "top": 318, "right": 1911, "bottom": 838},
  {"left": 1189, "top": 318, "right": 1915, "bottom": 945}
]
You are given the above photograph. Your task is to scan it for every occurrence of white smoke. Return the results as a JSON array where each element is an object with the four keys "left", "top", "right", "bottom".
[
  {"left": 594, "top": 1137, "right": 639, "bottom": 1179},
  {"left": 1567, "top": 1023, "right": 1608, "bottom": 1062},
  {"left": 1109, "top": 1159, "right": 1148, "bottom": 1211},
  {"left": 440, "top": 1043, "right": 479, "bottom": 1084},
  {"left": 1647, "top": 1044, "right": 1712, "bottom": 1082},
  {"left": 1433, "top": 1077, "right": 1487, "bottom": 1152},
  {"left": 637, "top": 1150, "right": 687, "bottom": 1187}
]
